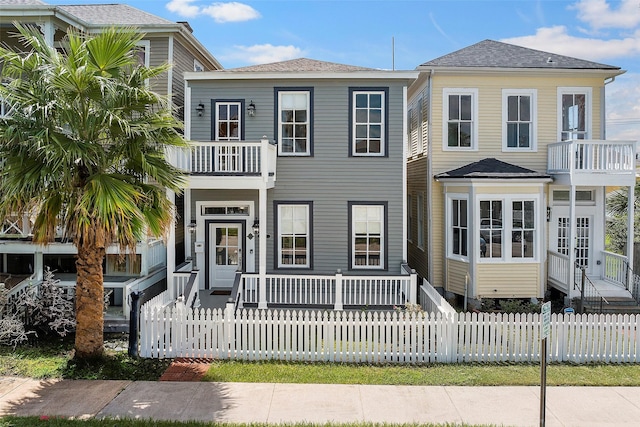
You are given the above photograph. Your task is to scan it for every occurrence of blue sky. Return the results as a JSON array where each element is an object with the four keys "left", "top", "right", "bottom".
[{"left": 47, "top": 0, "right": 640, "bottom": 142}]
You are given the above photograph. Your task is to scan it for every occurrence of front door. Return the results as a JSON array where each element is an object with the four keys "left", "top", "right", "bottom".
[
  {"left": 209, "top": 223, "right": 242, "bottom": 288},
  {"left": 552, "top": 211, "right": 594, "bottom": 275}
]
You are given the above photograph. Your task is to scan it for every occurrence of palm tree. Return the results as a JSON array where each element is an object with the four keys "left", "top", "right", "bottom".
[{"left": 0, "top": 24, "right": 185, "bottom": 359}]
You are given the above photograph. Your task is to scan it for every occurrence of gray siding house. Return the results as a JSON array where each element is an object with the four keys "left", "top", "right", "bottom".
[
  {"left": 0, "top": 0, "right": 221, "bottom": 322},
  {"left": 175, "top": 59, "right": 419, "bottom": 308}
]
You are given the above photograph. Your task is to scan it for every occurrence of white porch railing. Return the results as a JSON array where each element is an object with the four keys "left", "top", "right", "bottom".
[
  {"left": 603, "top": 251, "right": 628, "bottom": 288},
  {"left": 548, "top": 140, "right": 635, "bottom": 183},
  {"left": 145, "top": 240, "right": 166, "bottom": 272},
  {"left": 547, "top": 250, "right": 570, "bottom": 293},
  {"left": 419, "top": 279, "right": 457, "bottom": 315},
  {"left": 239, "top": 269, "right": 417, "bottom": 310},
  {"left": 173, "top": 139, "right": 277, "bottom": 177}
]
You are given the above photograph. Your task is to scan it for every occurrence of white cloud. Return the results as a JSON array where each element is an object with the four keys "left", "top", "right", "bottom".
[
  {"left": 224, "top": 44, "right": 304, "bottom": 65},
  {"left": 165, "top": 1, "right": 260, "bottom": 23},
  {"left": 201, "top": 2, "right": 260, "bottom": 23},
  {"left": 501, "top": 26, "right": 640, "bottom": 63},
  {"left": 606, "top": 73, "right": 640, "bottom": 142},
  {"left": 570, "top": 0, "right": 640, "bottom": 30},
  {"left": 166, "top": 0, "right": 200, "bottom": 18}
]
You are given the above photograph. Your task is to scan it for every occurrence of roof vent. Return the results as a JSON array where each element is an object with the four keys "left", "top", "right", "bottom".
[{"left": 546, "top": 56, "right": 554, "bottom": 64}]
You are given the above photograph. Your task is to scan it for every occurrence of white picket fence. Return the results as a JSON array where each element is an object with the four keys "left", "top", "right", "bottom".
[{"left": 138, "top": 305, "right": 639, "bottom": 364}]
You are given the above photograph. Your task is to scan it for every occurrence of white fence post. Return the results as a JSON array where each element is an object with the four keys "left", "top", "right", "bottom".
[{"left": 334, "top": 269, "right": 343, "bottom": 310}]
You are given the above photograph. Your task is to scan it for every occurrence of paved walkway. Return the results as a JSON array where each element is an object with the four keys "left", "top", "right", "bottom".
[{"left": 1, "top": 375, "right": 640, "bottom": 426}]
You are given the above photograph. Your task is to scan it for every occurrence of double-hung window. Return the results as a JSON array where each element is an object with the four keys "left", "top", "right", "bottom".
[
  {"left": 276, "top": 203, "right": 311, "bottom": 268},
  {"left": 478, "top": 197, "right": 537, "bottom": 261},
  {"left": 503, "top": 89, "right": 536, "bottom": 151},
  {"left": 277, "top": 89, "right": 312, "bottom": 156},
  {"left": 443, "top": 88, "right": 477, "bottom": 150},
  {"left": 448, "top": 196, "right": 468, "bottom": 259},
  {"left": 558, "top": 87, "right": 591, "bottom": 141},
  {"left": 350, "top": 88, "right": 387, "bottom": 156},
  {"left": 214, "top": 102, "right": 241, "bottom": 141},
  {"left": 350, "top": 203, "right": 386, "bottom": 269}
]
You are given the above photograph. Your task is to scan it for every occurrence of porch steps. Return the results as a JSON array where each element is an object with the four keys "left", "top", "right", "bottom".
[
  {"left": 104, "top": 319, "right": 129, "bottom": 333},
  {"left": 582, "top": 296, "right": 640, "bottom": 314}
]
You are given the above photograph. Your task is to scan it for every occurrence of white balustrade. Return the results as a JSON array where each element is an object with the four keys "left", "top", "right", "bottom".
[
  {"left": 603, "top": 251, "right": 628, "bottom": 287},
  {"left": 547, "top": 250, "right": 570, "bottom": 293},
  {"left": 548, "top": 140, "right": 635, "bottom": 174}
]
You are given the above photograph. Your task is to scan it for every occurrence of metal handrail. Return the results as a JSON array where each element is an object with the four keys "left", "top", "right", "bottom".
[{"left": 574, "top": 262, "right": 609, "bottom": 313}]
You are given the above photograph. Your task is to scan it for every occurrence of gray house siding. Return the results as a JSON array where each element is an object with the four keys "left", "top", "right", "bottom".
[
  {"left": 171, "top": 40, "right": 198, "bottom": 121},
  {"left": 188, "top": 77, "right": 407, "bottom": 275},
  {"left": 147, "top": 37, "right": 169, "bottom": 96}
]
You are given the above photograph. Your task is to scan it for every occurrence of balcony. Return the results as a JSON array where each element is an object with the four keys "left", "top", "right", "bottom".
[
  {"left": 547, "top": 140, "right": 636, "bottom": 186},
  {"left": 173, "top": 139, "right": 277, "bottom": 190}
]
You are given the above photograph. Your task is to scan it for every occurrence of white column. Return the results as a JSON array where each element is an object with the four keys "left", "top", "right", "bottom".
[
  {"left": 166, "top": 189, "right": 176, "bottom": 300},
  {"left": 627, "top": 185, "right": 635, "bottom": 289},
  {"left": 568, "top": 185, "right": 577, "bottom": 293},
  {"left": 258, "top": 186, "right": 268, "bottom": 309}
]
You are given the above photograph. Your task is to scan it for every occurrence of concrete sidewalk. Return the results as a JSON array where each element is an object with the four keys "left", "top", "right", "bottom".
[{"left": 1, "top": 376, "right": 640, "bottom": 426}]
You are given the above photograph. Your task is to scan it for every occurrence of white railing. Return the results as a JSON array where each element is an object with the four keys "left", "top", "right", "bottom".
[
  {"left": 547, "top": 250, "right": 570, "bottom": 292},
  {"left": 240, "top": 270, "right": 417, "bottom": 310},
  {"left": 419, "top": 279, "right": 457, "bottom": 315},
  {"left": 139, "top": 306, "right": 640, "bottom": 363},
  {"left": 145, "top": 240, "right": 166, "bottom": 271},
  {"left": 173, "top": 139, "right": 277, "bottom": 177},
  {"left": 5, "top": 276, "right": 36, "bottom": 307},
  {"left": 548, "top": 140, "right": 635, "bottom": 175},
  {"left": 603, "top": 251, "right": 628, "bottom": 288}
]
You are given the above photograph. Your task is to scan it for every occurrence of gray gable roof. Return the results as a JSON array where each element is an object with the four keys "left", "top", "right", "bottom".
[
  {"left": 0, "top": 0, "right": 46, "bottom": 4},
  {"left": 228, "top": 58, "right": 377, "bottom": 73},
  {"left": 420, "top": 39, "right": 620, "bottom": 70},
  {"left": 435, "top": 158, "right": 551, "bottom": 180},
  {"left": 57, "top": 4, "right": 175, "bottom": 26}
]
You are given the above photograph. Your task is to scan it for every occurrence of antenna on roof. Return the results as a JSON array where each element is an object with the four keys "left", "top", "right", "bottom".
[{"left": 392, "top": 36, "right": 395, "bottom": 71}]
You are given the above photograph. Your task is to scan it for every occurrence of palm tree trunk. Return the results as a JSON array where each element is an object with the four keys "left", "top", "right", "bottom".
[{"left": 74, "top": 226, "right": 106, "bottom": 359}]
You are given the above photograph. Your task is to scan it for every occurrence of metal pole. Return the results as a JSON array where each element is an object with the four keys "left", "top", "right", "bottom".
[
  {"left": 540, "top": 337, "right": 547, "bottom": 427},
  {"left": 580, "top": 267, "right": 586, "bottom": 314}
]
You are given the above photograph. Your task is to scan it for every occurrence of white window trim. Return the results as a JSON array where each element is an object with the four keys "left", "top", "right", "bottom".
[
  {"left": 502, "top": 89, "right": 537, "bottom": 152},
  {"left": 445, "top": 193, "right": 469, "bottom": 262},
  {"left": 351, "top": 204, "right": 385, "bottom": 270},
  {"left": 476, "top": 194, "right": 540, "bottom": 263},
  {"left": 278, "top": 90, "right": 310, "bottom": 156},
  {"left": 193, "top": 58, "right": 204, "bottom": 72},
  {"left": 277, "top": 204, "right": 310, "bottom": 268},
  {"left": 214, "top": 101, "right": 242, "bottom": 141},
  {"left": 557, "top": 87, "right": 592, "bottom": 141},
  {"left": 136, "top": 40, "right": 150, "bottom": 67},
  {"left": 352, "top": 90, "right": 386, "bottom": 157},
  {"left": 442, "top": 88, "right": 478, "bottom": 151}
]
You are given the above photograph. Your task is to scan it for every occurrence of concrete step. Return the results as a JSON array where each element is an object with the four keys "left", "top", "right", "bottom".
[{"left": 583, "top": 297, "right": 640, "bottom": 314}]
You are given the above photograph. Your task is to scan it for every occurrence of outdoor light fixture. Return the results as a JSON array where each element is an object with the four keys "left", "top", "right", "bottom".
[
  {"left": 247, "top": 101, "right": 256, "bottom": 117},
  {"left": 546, "top": 207, "right": 551, "bottom": 222},
  {"left": 252, "top": 218, "right": 259, "bottom": 236},
  {"left": 195, "top": 102, "right": 205, "bottom": 117}
]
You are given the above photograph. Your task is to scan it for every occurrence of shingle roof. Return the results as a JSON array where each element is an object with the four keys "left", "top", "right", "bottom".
[
  {"left": 420, "top": 39, "right": 620, "bottom": 70},
  {"left": 435, "top": 158, "right": 551, "bottom": 180},
  {"left": 227, "top": 58, "right": 377, "bottom": 72},
  {"left": 57, "top": 4, "right": 175, "bottom": 26}
]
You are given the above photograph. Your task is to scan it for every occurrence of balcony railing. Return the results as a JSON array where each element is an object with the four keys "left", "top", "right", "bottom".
[
  {"left": 547, "top": 140, "right": 636, "bottom": 185},
  {"left": 173, "top": 139, "right": 277, "bottom": 178}
]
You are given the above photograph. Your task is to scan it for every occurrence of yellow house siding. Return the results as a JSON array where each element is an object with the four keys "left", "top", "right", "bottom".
[
  {"left": 430, "top": 74, "right": 606, "bottom": 176},
  {"left": 477, "top": 263, "right": 541, "bottom": 298},
  {"left": 447, "top": 258, "right": 469, "bottom": 295}
]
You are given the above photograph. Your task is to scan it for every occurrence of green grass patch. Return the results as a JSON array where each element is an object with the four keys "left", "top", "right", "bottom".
[
  {"left": 0, "top": 417, "right": 495, "bottom": 427},
  {"left": 203, "top": 360, "right": 640, "bottom": 386}
]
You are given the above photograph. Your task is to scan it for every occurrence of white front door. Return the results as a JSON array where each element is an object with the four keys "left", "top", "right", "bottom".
[
  {"left": 551, "top": 210, "right": 594, "bottom": 275},
  {"left": 209, "top": 223, "right": 242, "bottom": 288}
]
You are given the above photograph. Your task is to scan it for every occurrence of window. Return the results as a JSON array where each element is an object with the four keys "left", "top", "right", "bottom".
[
  {"left": 350, "top": 203, "right": 386, "bottom": 269},
  {"left": 449, "top": 197, "right": 468, "bottom": 258},
  {"left": 511, "top": 201, "right": 534, "bottom": 258},
  {"left": 443, "top": 88, "right": 477, "bottom": 150},
  {"left": 277, "top": 89, "right": 312, "bottom": 156},
  {"left": 214, "top": 101, "right": 241, "bottom": 141},
  {"left": 558, "top": 88, "right": 591, "bottom": 141},
  {"left": 350, "top": 88, "right": 388, "bottom": 156},
  {"left": 479, "top": 197, "right": 538, "bottom": 261},
  {"left": 480, "top": 200, "right": 503, "bottom": 258},
  {"left": 417, "top": 194, "right": 424, "bottom": 249},
  {"left": 277, "top": 203, "right": 311, "bottom": 268},
  {"left": 135, "top": 40, "right": 150, "bottom": 67},
  {"left": 503, "top": 89, "right": 536, "bottom": 150}
]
